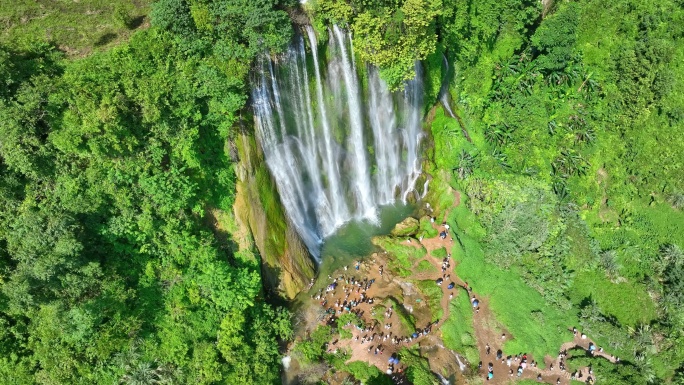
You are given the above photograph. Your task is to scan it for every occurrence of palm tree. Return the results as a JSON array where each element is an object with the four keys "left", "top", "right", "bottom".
[
  {"left": 667, "top": 192, "right": 684, "bottom": 210},
  {"left": 545, "top": 71, "right": 562, "bottom": 86},
  {"left": 552, "top": 178, "right": 568, "bottom": 199},
  {"left": 600, "top": 250, "right": 622, "bottom": 283},
  {"left": 553, "top": 150, "right": 589, "bottom": 177},
  {"left": 574, "top": 126, "right": 596, "bottom": 145},
  {"left": 453, "top": 149, "right": 477, "bottom": 180},
  {"left": 579, "top": 298, "right": 606, "bottom": 326},
  {"left": 484, "top": 123, "right": 513, "bottom": 146},
  {"left": 492, "top": 148, "right": 512, "bottom": 170},
  {"left": 658, "top": 244, "right": 683, "bottom": 276}
]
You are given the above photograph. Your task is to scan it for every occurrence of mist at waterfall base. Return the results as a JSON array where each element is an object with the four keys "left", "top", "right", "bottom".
[{"left": 252, "top": 25, "right": 424, "bottom": 262}]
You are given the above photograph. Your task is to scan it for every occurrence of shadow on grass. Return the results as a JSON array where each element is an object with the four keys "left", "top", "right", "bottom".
[
  {"left": 94, "top": 32, "right": 117, "bottom": 46},
  {"left": 127, "top": 15, "right": 145, "bottom": 29}
]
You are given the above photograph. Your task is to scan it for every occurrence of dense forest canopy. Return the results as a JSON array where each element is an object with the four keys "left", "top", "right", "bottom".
[{"left": 0, "top": 0, "right": 683, "bottom": 384}]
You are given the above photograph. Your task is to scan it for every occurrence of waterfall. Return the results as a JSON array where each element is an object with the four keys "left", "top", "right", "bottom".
[
  {"left": 439, "top": 53, "right": 456, "bottom": 119},
  {"left": 331, "top": 25, "right": 375, "bottom": 220},
  {"left": 252, "top": 26, "right": 424, "bottom": 259},
  {"left": 305, "top": 26, "right": 349, "bottom": 229}
]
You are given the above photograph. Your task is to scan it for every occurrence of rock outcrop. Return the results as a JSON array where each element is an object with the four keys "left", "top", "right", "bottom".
[
  {"left": 233, "top": 121, "right": 315, "bottom": 299},
  {"left": 391, "top": 217, "right": 420, "bottom": 237}
]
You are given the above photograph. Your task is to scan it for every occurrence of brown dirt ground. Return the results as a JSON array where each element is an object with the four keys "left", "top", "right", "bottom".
[{"left": 300, "top": 189, "right": 617, "bottom": 384}]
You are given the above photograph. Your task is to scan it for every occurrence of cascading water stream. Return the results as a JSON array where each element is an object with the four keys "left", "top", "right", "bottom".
[
  {"left": 252, "top": 26, "right": 424, "bottom": 259},
  {"left": 305, "top": 26, "right": 349, "bottom": 228},
  {"left": 439, "top": 53, "right": 457, "bottom": 119},
  {"left": 331, "top": 25, "right": 375, "bottom": 220}
]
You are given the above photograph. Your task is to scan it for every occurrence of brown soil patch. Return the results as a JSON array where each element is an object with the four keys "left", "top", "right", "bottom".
[{"left": 295, "top": 187, "right": 617, "bottom": 385}]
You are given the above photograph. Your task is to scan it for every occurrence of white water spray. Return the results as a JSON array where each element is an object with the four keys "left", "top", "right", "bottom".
[{"left": 252, "top": 26, "right": 424, "bottom": 259}]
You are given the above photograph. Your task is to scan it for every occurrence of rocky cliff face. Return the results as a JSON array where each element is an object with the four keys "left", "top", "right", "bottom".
[{"left": 233, "top": 123, "right": 315, "bottom": 299}]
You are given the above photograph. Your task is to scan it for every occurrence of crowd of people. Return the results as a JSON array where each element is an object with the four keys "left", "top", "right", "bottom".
[
  {"left": 479, "top": 326, "right": 614, "bottom": 384},
  {"left": 312, "top": 260, "right": 446, "bottom": 376},
  {"left": 308, "top": 219, "right": 461, "bottom": 379}
]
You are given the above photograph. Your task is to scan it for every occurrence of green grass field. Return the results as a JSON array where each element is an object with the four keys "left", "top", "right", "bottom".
[
  {"left": 0, "top": 0, "right": 152, "bottom": 56},
  {"left": 447, "top": 195, "right": 576, "bottom": 366},
  {"left": 431, "top": 246, "right": 448, "bottom": 259},
  {"left": 441, "top": 288, "right": 479, "bottom": 365}
]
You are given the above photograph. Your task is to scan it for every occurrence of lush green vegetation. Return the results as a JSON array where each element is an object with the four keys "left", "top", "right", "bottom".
[
  {"left": 417, "top": 216, "right": 439, "bottom": 239},
  {"left": 342, "top": 361, "right": 394, "bottom": 384},
  {"left": 425, "top": 0, "right": 684, "bottom": 382},
  {"left": 416, "top": 280, "right": 443, "bottom": 321},
  {"left": 431, "top": 246, "right": 448, "bottom": 259},
  {"left": 417, "top": 259, "right": 438, "bottom": 274},
  {"left": 372, "top": 235, "right": 427, "bottom": 276},
  {"left": 293, "top": 325, "right": 335, "bottom": 364},
  {"left": 387, "top": 297, "right": 417, "bottom": 333},
  {"left": 0, "top": 0, "right": 152, "bottom": 56},
  {"left": 398, "top": 347, "right": 440, "bottom": 385},
  {"left": 2, "top": 0, "right": 683, "bottom": 383},
  {"left": 0, "top": 0, "right": 298, "bottom": 383},
  {"left": 441, "top": 289, "right": 478, "bottom": 365}
]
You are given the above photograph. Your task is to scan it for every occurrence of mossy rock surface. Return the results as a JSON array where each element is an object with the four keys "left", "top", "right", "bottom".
[
  {"left": 431, "top": 247, "right": 448, "bottom": 259},
  {"left": 235, "top": 132, "right": 315, "bottom": 299},
  {"left": 372, "top": 236, "right": 427, "bottom": 275},
  {"left": 391, "top": 217, "right": 420, "bottom": 237},
  {"left": 418, "top": 216, "right": 439, "bottom": 239}
]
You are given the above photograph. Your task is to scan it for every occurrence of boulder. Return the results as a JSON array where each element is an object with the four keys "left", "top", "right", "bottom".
[{"left": 390, "top": 217, "right": 420, "bottom": 237}]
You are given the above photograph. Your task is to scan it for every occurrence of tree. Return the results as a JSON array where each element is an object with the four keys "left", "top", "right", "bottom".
[
  {"left": 351, "top": 0, "right": 442, "bottom": 89},
  {"left": 531, "top": 2, "right": 580, "bottom": 72},
  {"left": 453, "top": 149, "right": 477, "bottom": 180},
  {"left": 152, "top": 0, "right": 292, "bottom": 62}
]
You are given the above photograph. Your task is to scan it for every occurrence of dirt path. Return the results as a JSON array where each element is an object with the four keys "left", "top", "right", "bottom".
[
  {"left": 471, "top": 304, "right": 615, "bottom": 384},
  {"left": 304, "top": 188, "right": 616, "bottom": 384}
]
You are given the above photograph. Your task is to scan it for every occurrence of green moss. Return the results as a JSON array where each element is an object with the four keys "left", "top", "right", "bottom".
[
  {"left": 416, "top": 280, "right": 444, "bottom": 322},
  {"left": 372, "top": 236, "right": 427, "bottom": 275},
  {"left": 255, "top": 165, "right": 288, "bottom": 260},
  {"left": 423, "top": 173, "right": 456, "bottom": 219},
  {"left": 441, "top": 289, "right": 479, "bottom": 365},
  {"left": 431, "top": 247, "right": 448, "bottom": 259},
  {"left": 447, "top": 196, "right": 486, "bottom": 242},
  {"left": 391, "top": 217, "right": 420, "bottom": 236},
  {"left": 418, "top": 216, "right": 439, "bottom": 239},
  {"left": 417, "top": 260, "right": 438, "bottom": 274},
  {"left": 386, "top": 297, "right": 416, "bottom": 334}
]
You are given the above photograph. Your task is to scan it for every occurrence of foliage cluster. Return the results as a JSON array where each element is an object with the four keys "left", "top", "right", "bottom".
[
  {"left": 338, "top": 361, "right": 394, "bottom": 385},
  {"left": 422, "top": 0, "right": 684, "bottom": 382},
  {"left": 0, "top": 0, "right": 298, "bottom": 382},
  {"left": 293, "top": 325, "right": 334, "bottom": 364},
  {"left": 310, "top": 0, "right": 442, "bottom": 89},
  {"left": 397, "top": 347, "right": 440, "bottom": 385}
]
